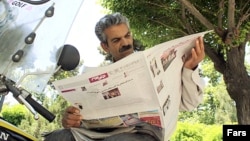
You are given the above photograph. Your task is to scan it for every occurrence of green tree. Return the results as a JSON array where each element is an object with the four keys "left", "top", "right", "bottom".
[
  {"left": 198, "top": 80, "right": 237, "bottom": 124},
  {"left": 178, "top": 79, "right": 237, "bottom": 125},
  {"left": 1, "top": 104, "right": 27, "bottom": 126},
  {"left": 99, "top": 0, "right": 250, "bottom": 124},
  {"left": 171, "top": 122, "right": 222, "bottom": 141},
  {"left": 18, "top": 101, "right": 63, "bottom": 141}
]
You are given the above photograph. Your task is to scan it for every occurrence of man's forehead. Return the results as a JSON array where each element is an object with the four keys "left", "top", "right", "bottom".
[{"left": 105, "top": 24, "right": 130, "bottom": 39}]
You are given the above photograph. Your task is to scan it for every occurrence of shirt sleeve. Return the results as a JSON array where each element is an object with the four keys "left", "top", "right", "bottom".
[{"left": 179, "top": 67, "right": 204, "bottom": 111}]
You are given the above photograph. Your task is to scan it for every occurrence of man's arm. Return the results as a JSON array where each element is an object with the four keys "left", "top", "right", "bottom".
[
  {"left": 179, "top": 67, "right": 204, "bottom": 111},
  {"left": 179, "top": 36, "right": 205, "bottom": 111}
]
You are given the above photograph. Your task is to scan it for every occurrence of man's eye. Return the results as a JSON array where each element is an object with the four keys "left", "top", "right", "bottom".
[
  {"left": 126, "top": 33, "right": 131, "bottom": 38},
  {"left": 112, "top": 39, "right": 119, "bottom": 43}
]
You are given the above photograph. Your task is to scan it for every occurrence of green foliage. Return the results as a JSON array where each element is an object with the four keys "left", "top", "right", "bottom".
[
  {"left": 246, "top": 62, "right": 250, "bottom": 74},
  {"left": 1, "top": 104, "right": 27, "bottom": 126},
  {"left": 18, "top": 108, "right": 62, "bottom": 141},
  {"left": 245, "top": 43, "right": 250, "bottom": 74},
  {"left": 204, "top": 82, "right": 237, "bottom": 124},
  {"left": 98, "top": 0, "right": 250, "bottom": 70},
  {"left": 200, "top": 60, "right": 222, "bottom": 86},
  {"left": 46, "top": 92, "right": 71, "bottom": 125},
  {"left": 178, "top": 80, "right": 237, "bottom": 125},
  {"left": 171, "top": 122, "right": 222, "bottom": 141},
  {"left": 15, "top": 88, "right": 70, "bottom": 140},
  {"left": 98, "top": 0, "right": 212, "bottom": 47},
  {"left": 0, "top": 101, "right": 64, "bottom": 140}
]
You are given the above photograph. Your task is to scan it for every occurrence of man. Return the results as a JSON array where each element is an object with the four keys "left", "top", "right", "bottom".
[{"left": 44, "top": 12, "right": 204, "bottom": 141}]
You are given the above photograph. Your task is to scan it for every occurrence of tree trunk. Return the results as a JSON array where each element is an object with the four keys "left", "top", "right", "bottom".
[
  {"left": 235, "top": 93, "right": 250, "bottom": 124},
  {"left": 224, "top": 71, "right": 250, "bottom": 124},
  {"left": 222, "top": 47, "right": 250, "bottom": 124},
  {"left": 223, "top": 75, "right": 250, "bottom": 124}
]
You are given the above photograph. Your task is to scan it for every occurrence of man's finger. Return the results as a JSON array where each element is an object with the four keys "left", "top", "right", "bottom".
[
  {"left": 199, "top": 36, "right": 204, "bottom": 51},
  {"left": 66, "top": 106, "right": 80, "bottom": 114},
  {"left": 62, "top": 118, "right": 81, "bottom": 128}
]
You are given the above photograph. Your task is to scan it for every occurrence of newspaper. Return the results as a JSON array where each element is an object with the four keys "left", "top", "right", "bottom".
[{"left": 53, "top": 31, "right": 210, "bottom": 139}]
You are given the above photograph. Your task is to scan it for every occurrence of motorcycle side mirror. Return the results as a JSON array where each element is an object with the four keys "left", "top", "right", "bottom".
[{"left": 57, "top": 44, "right": 80, "bottom": 71}]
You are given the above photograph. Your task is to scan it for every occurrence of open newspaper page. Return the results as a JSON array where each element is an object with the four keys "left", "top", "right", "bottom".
[
  {"left": 53, "top": 52, "right": 161, "bottom": 121},
  {"left": 142, "top": 31, "right": 210, "bottom": 138},
  {"left": 53, "top": 31, "right": 211, "bottom": 140}
]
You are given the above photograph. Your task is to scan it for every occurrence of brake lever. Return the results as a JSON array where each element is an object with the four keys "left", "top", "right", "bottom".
[
  {"left": 16, "top": 92, "right": 39, "bottom": 120},
  {"left": 4, "top": 80, "right": 39, "bottom": 119},
  {"left": 4, "top": 80, "right": 55, "bottom": 122}
]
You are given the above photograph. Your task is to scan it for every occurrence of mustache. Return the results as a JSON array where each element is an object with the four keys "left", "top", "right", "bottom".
[{"left": 119, "top": 45, "right": 132, "bottom": 53}]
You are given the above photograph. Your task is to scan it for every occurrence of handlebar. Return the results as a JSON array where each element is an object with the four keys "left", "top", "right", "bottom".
[
  {"left": 25, "top": 93, "right": 55, "bottom": 122},
  {"left": 4, "top": 80, "right": 55, "bottom": 122}
]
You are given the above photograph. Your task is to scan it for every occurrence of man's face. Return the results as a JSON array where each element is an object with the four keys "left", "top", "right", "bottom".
[{"left": 101, "top": 23, "right": 134, "bottom": 62}]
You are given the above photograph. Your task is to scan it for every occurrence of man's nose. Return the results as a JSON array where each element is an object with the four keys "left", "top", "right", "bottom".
[{"left": 120, "top": 38, "right": 129, "bottom": 46}]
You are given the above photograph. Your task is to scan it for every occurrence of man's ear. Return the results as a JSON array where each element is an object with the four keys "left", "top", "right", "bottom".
[{"left": 101, "top": 42, "right": 109, "bottom": 52}]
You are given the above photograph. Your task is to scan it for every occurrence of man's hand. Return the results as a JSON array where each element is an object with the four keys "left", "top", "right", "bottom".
[
  {"left": 184, "top": 36, "right": 205, "bottom": 70},
  {"left": 62, "top": 106, "right": 83, "bottom": 128}
]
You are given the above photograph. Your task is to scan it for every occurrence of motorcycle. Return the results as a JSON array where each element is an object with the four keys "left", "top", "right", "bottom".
[
  {"left": 0, "top": 0, "right": 82, "bottom": 140},
  {"left": 0, "top": 43, "right": 80, "bottom": 141}
]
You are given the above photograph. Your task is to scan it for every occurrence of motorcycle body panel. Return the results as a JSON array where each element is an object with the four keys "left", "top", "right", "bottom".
[{"left": 0, "top": 118, "right": 38, "bottom": 141}]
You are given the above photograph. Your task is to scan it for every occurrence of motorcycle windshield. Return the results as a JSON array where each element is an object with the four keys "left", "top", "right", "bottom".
[{"left": 0, "top": 0, "right": 83, "bottom": 93}]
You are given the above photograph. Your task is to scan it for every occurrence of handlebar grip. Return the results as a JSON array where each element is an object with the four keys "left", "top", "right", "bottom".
[{"left": 25, "top": 94, "right": 55, "bottom": 122}]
